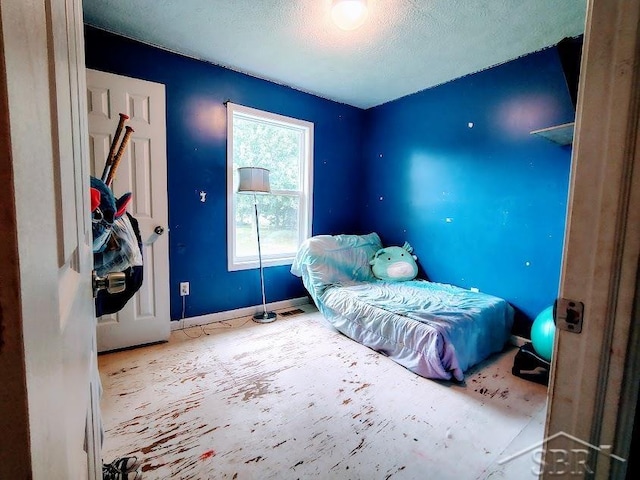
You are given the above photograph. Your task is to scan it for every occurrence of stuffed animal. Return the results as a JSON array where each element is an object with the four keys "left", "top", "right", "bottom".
[
  {"left": 370, "top": 241, "right": 418, "bottom": 281},
  {"left": 90, "top": 176, "right": 131, "bottom": 253}
]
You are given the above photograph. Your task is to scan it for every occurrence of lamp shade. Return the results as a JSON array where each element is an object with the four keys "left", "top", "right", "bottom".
[{"left": 237, "top": 167, "right": 271, "bottom": 194}]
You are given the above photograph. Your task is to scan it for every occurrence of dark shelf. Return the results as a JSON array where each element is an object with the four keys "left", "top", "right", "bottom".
[{"left": 530, "top": 122, "right": 575, "bottom": 146}]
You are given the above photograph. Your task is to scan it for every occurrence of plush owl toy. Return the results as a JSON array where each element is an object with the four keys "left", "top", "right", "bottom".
[{"left": 370, "top": 241, "right": 418, "bottom": 281}]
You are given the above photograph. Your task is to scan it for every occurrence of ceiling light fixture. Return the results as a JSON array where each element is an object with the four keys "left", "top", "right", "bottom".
[{"left": 331, "top": 0, "right": 368, "bottom": 31}]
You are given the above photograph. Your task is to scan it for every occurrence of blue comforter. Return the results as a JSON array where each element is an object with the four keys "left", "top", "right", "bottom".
[
  {"left": 320, "top": 280, "right": 513, "bottom": 381},
  {"left": 291, "top": 233, "right": 514, "bottom": 381}
]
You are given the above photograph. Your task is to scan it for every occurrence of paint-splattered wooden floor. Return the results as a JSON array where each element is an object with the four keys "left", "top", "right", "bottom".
[{"left": 99, "top": 304, "right": 547, "bottom": 480}]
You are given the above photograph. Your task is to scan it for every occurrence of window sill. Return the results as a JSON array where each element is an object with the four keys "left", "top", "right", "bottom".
[{"left": 228, "top": 256, "right": 294, "bottom": 272}]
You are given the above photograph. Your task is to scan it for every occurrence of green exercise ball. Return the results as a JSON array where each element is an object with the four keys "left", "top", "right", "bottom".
[{"left": 531, "top": 306, "right": 555, "bottom": 361}]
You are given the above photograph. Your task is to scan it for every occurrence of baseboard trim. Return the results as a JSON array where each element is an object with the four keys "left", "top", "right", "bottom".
[
  {"left": 171, "top": 297, "right": 310, "bottom": 331},
  {"left": 510, "top": 335, "right": 529, "bottom": 348},
  {"left": 173, "top": 304, "right": 533, "bottom": 343}
]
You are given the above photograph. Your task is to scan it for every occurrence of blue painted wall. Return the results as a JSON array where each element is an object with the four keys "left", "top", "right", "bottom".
[
  {"left": 84, "top": 26, "right": 366, "bottom": 320},
  {"left": 362, "top": 48, "right": 574, "bottom": 335},
  {"left": 85, "top": 26, "right": 573, "bottom": 334}
]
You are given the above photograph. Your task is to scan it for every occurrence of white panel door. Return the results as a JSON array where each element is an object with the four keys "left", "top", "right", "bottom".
[
  {"left": 86, "top": 69, "right": 170, "bottom": 352},
  {"left": 1, "top": 0, "right": 100, "bottom": 478}
]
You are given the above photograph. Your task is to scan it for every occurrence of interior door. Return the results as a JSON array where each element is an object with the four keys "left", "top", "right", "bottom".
[
  {"left": 0, "top": 0, "right": 100, "bottom": 478},
  {"left": 86, "top": 69, "right": 170, "bottom": 352},
  {"left": 544, "top": 0, "right": 640, "bottom": 478}
]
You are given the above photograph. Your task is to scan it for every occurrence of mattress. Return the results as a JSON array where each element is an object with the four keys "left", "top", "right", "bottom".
[
  {"left": 291, "top": 232, "right": 514, "bottom": 381},
  {"left": 319, "top": 280, "right": 513, "bottom": 381}
]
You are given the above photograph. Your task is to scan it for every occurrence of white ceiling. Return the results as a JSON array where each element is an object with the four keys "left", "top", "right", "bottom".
[{"left": 82, "top": 0, "right": 587, "bottom": 109}]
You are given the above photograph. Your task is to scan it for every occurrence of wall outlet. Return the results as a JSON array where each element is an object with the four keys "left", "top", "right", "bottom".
[{"left": 180, "top": 282, "right": 190, "bottom": 296}]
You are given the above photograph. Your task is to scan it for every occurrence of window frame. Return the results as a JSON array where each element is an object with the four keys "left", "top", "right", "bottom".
[{"left": 226, "top": 102, "right": 314, "bottom": 271}]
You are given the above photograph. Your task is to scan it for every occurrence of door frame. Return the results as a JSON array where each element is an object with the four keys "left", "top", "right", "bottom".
[{"left": 544, "top": 0, "right": 640, "bottom": 477}]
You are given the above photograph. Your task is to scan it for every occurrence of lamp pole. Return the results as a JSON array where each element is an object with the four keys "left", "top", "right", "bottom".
[{"left": 253, "top": 193, "right": 276, "bottom": 323}]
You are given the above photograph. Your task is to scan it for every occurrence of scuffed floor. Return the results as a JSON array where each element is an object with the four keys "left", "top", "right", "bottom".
[{"left": 99, "top": 304, "right": 547, "bottom": 479}]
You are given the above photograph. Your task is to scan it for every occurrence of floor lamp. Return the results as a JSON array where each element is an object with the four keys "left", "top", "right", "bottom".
[{"left": 237, "top": 167, "right": 277, "bottom": 323}]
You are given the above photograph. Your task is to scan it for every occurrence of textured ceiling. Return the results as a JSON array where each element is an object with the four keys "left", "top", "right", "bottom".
[{"left": 82, "top": 0, "right": 587, "bottom": 109}]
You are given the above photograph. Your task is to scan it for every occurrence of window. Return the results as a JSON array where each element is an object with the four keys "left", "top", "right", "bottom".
[{"left": 227, "top": 103, "right": 313, "bottom": 271}]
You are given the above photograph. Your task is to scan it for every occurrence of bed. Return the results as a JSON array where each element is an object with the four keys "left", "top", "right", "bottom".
[{"left": 290, "top": 232, "right": 514, "bottom": 381}]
